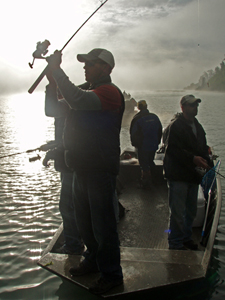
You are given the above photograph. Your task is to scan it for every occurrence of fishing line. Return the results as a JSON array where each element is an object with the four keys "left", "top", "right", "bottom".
[
  {"left": 60, "top": 0, "right": 108, "bottom": 52},
  {"left": 197, "top": 0, "right": 200, "bottom": 47}
]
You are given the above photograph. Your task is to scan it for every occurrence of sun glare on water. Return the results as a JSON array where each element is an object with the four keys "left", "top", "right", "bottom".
[{"left": 5, "top": 92, "right": 54, "bottom": 173}]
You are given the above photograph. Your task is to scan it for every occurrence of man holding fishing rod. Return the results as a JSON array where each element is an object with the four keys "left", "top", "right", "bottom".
[
  {"left": 45, "top": 48, "right": 124, "bottom": 294},
  {"left": 163, "top": 95, "right": 213, "bottom": 251}
]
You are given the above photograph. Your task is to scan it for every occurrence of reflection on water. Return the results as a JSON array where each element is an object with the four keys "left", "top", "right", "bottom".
[
  {"left": 0, "top": 90, "right": 224, "bottom": 299},
  {"left": 0, "top": 92, "right": 62, "bottom": 299}
]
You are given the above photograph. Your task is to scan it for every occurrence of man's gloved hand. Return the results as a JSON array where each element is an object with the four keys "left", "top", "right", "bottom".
[
  {"left": 46, "top": 50, "right": 62, "bottom": 71},
  {"left": 42, "top": 146, "right": 64, "bottom": 168},
  {"left": 42, "top": 151, "right": 52, "bottom": 167}
]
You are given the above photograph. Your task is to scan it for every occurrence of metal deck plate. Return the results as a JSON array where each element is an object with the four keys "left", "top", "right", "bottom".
[{"left": 38, "top": 246, "right": 205, "bottom": 298}]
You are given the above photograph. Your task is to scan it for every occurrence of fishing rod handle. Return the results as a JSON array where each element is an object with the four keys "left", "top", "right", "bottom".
[{"left": 28, "top": 65, "right": 49, "bottom": 94}]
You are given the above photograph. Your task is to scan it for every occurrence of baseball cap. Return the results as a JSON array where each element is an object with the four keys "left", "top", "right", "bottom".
[
  {"left": 180, "top": 95, "right": 201, "bottom": 106},
  {"left": 77, "top": 48, "right": 115, "bottom": 69},
  {"left": 137, "top": 100, "right": 147, "bottom": 110}
]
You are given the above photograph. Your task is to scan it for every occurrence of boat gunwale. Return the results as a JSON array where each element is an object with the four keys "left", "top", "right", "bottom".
[{"left": 201, "top": 173, "right": 222, "bottom": 272}]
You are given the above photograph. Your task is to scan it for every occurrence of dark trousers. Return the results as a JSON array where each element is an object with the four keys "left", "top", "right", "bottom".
[
  {"left": 73, "top": 170, "right": 123, "bottom": 281},
  {"left": 137, "top": 149, "right": 156, "bottom": 172}
]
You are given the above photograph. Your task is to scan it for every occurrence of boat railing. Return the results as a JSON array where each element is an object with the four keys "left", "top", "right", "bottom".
[{"left": 201, "top": 160, "right": 222, "bottom": 271}]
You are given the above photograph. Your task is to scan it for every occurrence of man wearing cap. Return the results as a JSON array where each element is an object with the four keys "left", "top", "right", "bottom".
[
  {"left": 130, "top": 100, "right": 162, "bottom": 188},
  {"left": 45, "top": 48, "right": 124, "bottom": 294},
  {"left": 163, "top": 95, "right": 212, "bottom": 250}
]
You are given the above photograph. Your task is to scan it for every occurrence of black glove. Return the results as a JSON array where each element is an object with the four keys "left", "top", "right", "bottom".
[{"left": 42, "top": 148, "right": 60, "bottom": 167}]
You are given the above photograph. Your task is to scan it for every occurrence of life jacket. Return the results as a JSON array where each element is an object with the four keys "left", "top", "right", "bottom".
[{"left": 63, "top": 81, "right": 124, "bottom": 174}]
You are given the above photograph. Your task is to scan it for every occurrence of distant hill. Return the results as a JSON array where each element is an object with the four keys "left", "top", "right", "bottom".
[{"left": 184, "top": 58, "right": 225, "bottom": 92}]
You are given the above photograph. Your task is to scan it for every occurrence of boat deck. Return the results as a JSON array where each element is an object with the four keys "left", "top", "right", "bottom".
[
  {"left": 117, "top": 158, "right": 203, "bottom": 250},
  {"left": 38, "top": 157, "right": 212, "bottom": 297},
  {"left": 118, "top": 176, "right": 169, "bottom": 250}
]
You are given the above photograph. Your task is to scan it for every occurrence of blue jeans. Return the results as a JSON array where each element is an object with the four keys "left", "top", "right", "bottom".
[
  {"left": 59, "top": 172, "right": 83, "bottom": 252},
  {"left": 73, "top": 170, "right": 123, "bottom": 281},
  {"left": 167, "top": 180, "right": 199, "bottom": 249}
]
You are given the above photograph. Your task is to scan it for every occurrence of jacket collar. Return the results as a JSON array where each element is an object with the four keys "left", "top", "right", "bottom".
[{"left": 89, "top": 75, "right": 112, "bottom": 90}]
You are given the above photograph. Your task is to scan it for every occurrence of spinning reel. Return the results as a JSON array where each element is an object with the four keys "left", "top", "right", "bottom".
[
  {"left": 28, "top": 0, "right": 108, "bottom": 93},
  {"left": 29, "top": 40, "right": 51, "bottom": 68}
]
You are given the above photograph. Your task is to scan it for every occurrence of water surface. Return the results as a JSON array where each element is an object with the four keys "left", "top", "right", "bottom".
[{"left": 0, "top": 90, "right": 224, "bottom": 300}]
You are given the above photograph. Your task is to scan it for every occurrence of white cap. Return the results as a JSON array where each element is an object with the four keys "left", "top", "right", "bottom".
[
  {"left": 77, "top": 48, "right": 115, "bottom": 69},
  {"left": 180, "top": 95, "right": 201, "bottom": 106}
]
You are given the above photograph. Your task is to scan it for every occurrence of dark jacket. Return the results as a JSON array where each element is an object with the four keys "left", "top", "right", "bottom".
[
  {"left": 45, "top": 82, "right": 90, "bottom": 173},
  {"left": 163, "top": 113, "right": 211, "bottom": 183},
  {"left": 52, "top": 117, "right": 69, "bottom": 172},
  {"left": 130, "top": 108, "right": 162, "bottom": 151},
  {"left": 63, "top": 77, "right": 124, "bottom": 175}
]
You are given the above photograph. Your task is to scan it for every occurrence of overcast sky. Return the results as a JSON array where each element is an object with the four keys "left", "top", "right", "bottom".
[{"left": 1, "top": 0, "right": 225, "bottom": 95}]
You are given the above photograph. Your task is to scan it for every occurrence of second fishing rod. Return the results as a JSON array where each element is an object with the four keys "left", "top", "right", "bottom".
[{"left": 28, "top": 0, "right": 108, "bottom": 94}]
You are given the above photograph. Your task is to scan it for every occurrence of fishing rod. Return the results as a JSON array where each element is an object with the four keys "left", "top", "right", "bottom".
[
  {"left": 0, "top": 141, "right": 58, "bottom": 159},
  {"left": 28, "top": 0, "right": 108, "bottom": 94},
  {"left": 197, "top": 165, "right": 225, "bottom": 180},
  {"left": 211, "top": 168, "right": 225, "bottom": 180},
  {"left": 0, "top": 148, "right": 40, "bottom": 159}
]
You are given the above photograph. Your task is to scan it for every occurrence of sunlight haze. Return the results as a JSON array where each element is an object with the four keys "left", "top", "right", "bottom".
[{"left": 1, "top": 0, "right": 225, "bottom": 94}]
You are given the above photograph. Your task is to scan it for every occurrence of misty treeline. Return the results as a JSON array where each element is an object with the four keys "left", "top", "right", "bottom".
[{"left": 185, "top": 57, "right": 225, "bottom": 92}]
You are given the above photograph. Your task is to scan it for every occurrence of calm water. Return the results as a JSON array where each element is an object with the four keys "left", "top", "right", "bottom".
[{"left": 0, "top": 90, "right": 224, "bottom": 300}]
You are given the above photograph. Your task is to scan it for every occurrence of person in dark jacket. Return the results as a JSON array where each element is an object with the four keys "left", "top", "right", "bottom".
[
  {"left": 163, "top": 94, "right": 212, "bottom": 250},
  {"left": 130, "top": 100, "right": 162, "bottom": 188},
  {"left": 45, "top": 48, "right": 124, "bottom": 295},
  {"left": 44, "top": 86, "right": 84, "bottom": 255}
]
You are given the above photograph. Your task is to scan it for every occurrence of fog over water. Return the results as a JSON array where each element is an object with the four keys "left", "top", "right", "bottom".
[{"left": 1, "top": 0, "right": 225, "bottom": 94}]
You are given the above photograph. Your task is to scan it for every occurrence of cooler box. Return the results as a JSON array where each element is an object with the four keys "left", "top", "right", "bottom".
[{"left": 192, "top": 185, "right": 206, "bottom": 227}]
